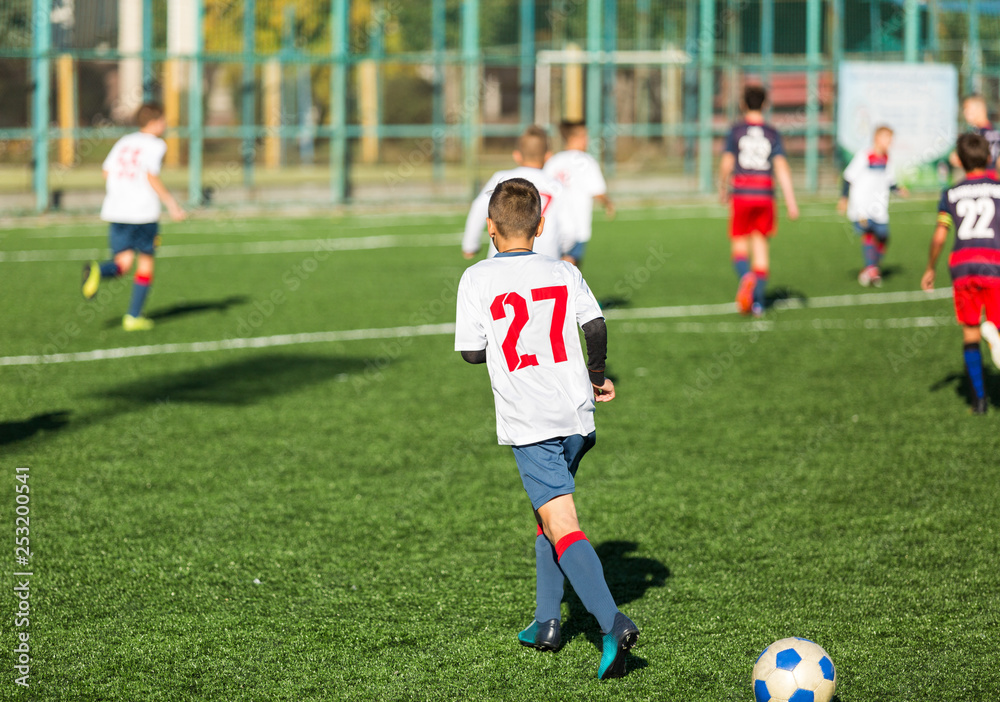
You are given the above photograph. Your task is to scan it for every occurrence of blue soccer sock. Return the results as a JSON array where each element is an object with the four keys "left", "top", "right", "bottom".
[
  {"left": 861, "top": 234, "right": 878, "bottom": 268},
  {"left": 733, "top": 256, "right": 750, "bottom": 280},
  {"left": 99, "top": 260, "right": 122, "bottom": 278},
  {"left": 127, "top": 273, "right": 152, "bottom": 318},
  {"left": 876, "top": 238, "right": 888, "bottom": 267},
  {"left": 752, "top": 270, "right": 768, "bottom": 309},
  {"left": 964, "top": 343, "right": 986, "bottom": 400},
  {"left": 555, "top": 531, "right": 618, "bottom": 633},
  {"left": 534, "top": 527, "right": 565, "bottom": 622}
]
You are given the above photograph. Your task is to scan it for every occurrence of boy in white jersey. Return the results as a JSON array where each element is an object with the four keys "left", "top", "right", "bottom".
[
  {"left": 455, "top": 178, "right": 639, "bottom": 680},
  {"left": 838, "top": 125, "right": 908, "bottom": 287},
  {"left": 461, "top": 126, "right": 575, "bottom": 261},
  {"left": 543, "top": 120, "right": 614, "bottom": 266},
  {"left": 81, "top": 102, "right": 185, "bottom": 330}
]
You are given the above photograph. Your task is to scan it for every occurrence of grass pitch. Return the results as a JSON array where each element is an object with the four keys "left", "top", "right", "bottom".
[{"left": 1, "top": 200, "right": 999, "bottom": 700}]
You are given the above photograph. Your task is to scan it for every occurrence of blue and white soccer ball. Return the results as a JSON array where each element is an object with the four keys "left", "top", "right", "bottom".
[{"left": 752, "top": 637, "right": 837, "bottom": 702}]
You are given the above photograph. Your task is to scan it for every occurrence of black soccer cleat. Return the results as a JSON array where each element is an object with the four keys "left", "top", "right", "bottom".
[
  {"left": 517, "top": 619, "right": 561, "bottom": 651},
  {"left": 598, "top": 612, "right": 639, "bottom": 680},
  {"left": 972, "top": 396, "right": 988, "bottom": 415}
]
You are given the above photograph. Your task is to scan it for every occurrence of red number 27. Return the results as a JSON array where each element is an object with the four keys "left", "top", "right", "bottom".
[{"left": 490, "top": 285, "right": 568, "bottom": 372}]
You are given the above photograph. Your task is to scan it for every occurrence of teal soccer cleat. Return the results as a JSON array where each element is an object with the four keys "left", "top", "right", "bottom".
[
  {"left": 517, "top": 619, "right": 561, "bottom": 651},
  {"left": 597, "top": 612, "right": 639, "bottom": 680}
]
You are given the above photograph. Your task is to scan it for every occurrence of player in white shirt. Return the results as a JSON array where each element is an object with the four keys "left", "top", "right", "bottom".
[
  {"left": 455, "top": 178, "right": 639, "bottom": 680},
  {"left": 81, "top": 102, "right": 185, "bottom": 331},
  {"left": 838, "top": 125, "right": 908, "bottom": 287},
  {"left": 543, "top": 120, "right": 615, "bottom": 266},
  {"left": 461, "top": 126, "right": 575, "bottom": 261}
]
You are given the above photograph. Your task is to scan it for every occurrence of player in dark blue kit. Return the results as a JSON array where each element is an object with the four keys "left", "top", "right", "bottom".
[
  {"left": 949, "top": 95, "right": 1000, "bottom": 174},
  {"left": 923, "top": 133, "right": 1000, "bottom": 415},
  {"left": 719, "top": 86, "right": 799, "bottom": 317}
]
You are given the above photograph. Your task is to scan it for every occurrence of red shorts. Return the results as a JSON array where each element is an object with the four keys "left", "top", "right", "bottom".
[
  {"left": 730, "top": 198, "right": 776, "bottom": 238},
  {"left": 953, "top": 281, "right": 1000, "bottom": 327}
]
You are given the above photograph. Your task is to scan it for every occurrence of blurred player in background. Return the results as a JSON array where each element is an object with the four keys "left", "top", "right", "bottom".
[
  {"left": 462, "top": 126, "right": 574, "bottom": 261},
  {"left": 922, "top": 133, "right": 1000, "bottom": 415},
  {"left": 719, "top": 85, "right": 799, "bottom": 317},
  {"left": 949, "top": 95, "right": 1000, "bottom": 174},
  {"left": 455, "top": 178, "right": 639, "bottom": 680},
  {"left": 838, "top": 125, "right": 909, "bottom": 287},
  {"left": 81, "top": 102, "right": 186, "bottom": 331},
  {"left": 543, "top": 120, "right": 615, "bottom": 266}
]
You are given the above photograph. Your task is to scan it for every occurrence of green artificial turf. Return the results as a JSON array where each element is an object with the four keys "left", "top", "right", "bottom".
[{"left": 1, "top": 199, "right": 999, "bottom": 700}]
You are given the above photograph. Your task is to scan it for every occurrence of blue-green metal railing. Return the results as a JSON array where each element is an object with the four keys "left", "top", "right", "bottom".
[{"left": 12, "top": 0, "right": 985, "bottom": 212}]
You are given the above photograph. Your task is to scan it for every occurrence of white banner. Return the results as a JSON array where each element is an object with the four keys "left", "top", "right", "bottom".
[{"left": 837, "top": 61, "right": 958, "bottom": 173}]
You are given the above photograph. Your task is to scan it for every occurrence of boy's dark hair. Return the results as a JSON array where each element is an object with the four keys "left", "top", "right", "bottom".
[
  {"left": 559, "top": 119, "right": 587, "bottom": 142},
  {"left": 136, "top": 102, "right": 165, "bottom": 128},
  {"left": 517, "top": 126, "right": 549, "bottom": 163},
  {"left": 956, "top": 133, "right": 991, "bottom": 171},
  {"left": 743, "top": 85, "right": 767, "bottom": 111},
  {"left": 488, "top": 178, "right": 541, "bottom": 239}
]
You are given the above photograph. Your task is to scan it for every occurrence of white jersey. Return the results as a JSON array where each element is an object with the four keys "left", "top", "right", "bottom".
[
  {"left": 100, "top": 131, "right": 168, "bottom": 224},
  {"left": 843, "top": 149, "right": 897, "bottom": 224},
  {"left": 543, "top": 150, "right": 607, "bottom": 243},
  {"left": 461, "top": 166, "right": 576, "bottom": 260},
  {"left": 455, "top": 252, "right": 604, "bottom": 446}
]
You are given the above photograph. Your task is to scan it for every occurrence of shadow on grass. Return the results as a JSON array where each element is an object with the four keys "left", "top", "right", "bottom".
[
  {"left": 597, "top": 296, "right": 631, "bottom": 310},
  {"left": 561, "top": 540, "right": 669, "bottom": 675},
  {"left": 0, "top": 411, "right": 71, "bottom": 447},
  {"left": 765, "top": 286, "right": 808, "bottom": 309},
  {"left": 930, "top": 367, "right": 1000, "bottom": 410},
  {"left": 100, "top": 353, "right": 372, "bottom": 406},
  {"left": 103, "top": 295, "right": 250, "bottom": 328}
]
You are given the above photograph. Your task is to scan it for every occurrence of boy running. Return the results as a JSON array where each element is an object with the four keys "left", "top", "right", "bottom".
[
  {"left": 543, "top": 120, "right": 615, "bottom": 266},
  {"left": 922, "top": 133, "right": 1000, "bottom": 415},
  {"left": 719, "top": 85, "right": 799, "bottom": 317},
  {"left": 82, "top": 102, "right": 185, "bottom": 330},
  {"left": 838, "top": 125, "right": 909, "bottom": 287},
  {"left": 462, "top": 126, "right": 574, "bottom": 261},
  {"left": 455, "top": 178, "right": 639, "bottom": 680},
  {"left": 949, "top": 95, "right": 1000, "bottom": 173}
]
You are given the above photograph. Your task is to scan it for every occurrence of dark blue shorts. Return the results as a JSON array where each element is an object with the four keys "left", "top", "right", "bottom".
[
  {"left": 567, "top": 241, "right": 588, "bottom": 263},
  {"left": 109, "top": 222, "right": 159, "bottom": 256},
  {"left": 512, "top": 432, "right": 597, "bottom": 511},
  {"left": 853, "top": 220, "right": 889, "bottom": 241}
]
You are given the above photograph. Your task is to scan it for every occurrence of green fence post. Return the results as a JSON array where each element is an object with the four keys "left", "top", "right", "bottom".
[
  {"left": 870, "top": 0, "right": 880, "bottom": 54},
  {"left": 928, "top": 0, "right": 939, "bottom": 60},
  {"left": 188, "top": 0, "right": 205, "bottom": 207},
  {"left": 968, "top": 0, "right": 981, "bottom": 95},
  {"left": 32, "top": 0, "right": 51, "bottom": 213},
  {"left": 242, "top": 0, "right": 256, "bottom": 188},
  {"left": 760, "top": 0, "right": 773, "bottom": 94},
  {"left": 432, "top": 0, "right": 445, "bottom": 182},
  {"left": 462, "top": 0, "right": 480, "bottom": 194},
  {"left": 142, "top": 0, "right": 154, "bottom": 101},
  {"left": 683, "top": 0, "right": 697, "bottom": 175},
  {"left": 904, "top": 0, "right": 919, "bottom": 63},
  {"left": 519, "top": 0, "right": 534, "bottom": 130},
  {"left": 697, "top": 0, "right": 714, "bottom": 194},
  {"left": 805, "top": 0, "right": 820, "bottom": 193},
  {"left": 602, "top": 0, "right": 616, "bottom": 174},
  {"left": 330, "top": 0, "right": 349, "bottom": 204},
  {"left": 586, "top": 0, "right": 602, "bottom": 160}
]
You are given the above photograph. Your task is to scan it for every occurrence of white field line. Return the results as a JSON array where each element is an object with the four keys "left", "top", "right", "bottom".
[
  {"left": 0, "top": 232, "right": 463, "bottom": 262},
  {"left": 0, "top": 288, "right": 954, "bottom": 367}
]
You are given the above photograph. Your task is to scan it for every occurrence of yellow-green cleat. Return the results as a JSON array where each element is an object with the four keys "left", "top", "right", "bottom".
[
  {"left": 122, "top": 314, "right": 154, "bottom": 331},
  {"left": 81, "top": 261, "right": 101, "bottom": 300}
]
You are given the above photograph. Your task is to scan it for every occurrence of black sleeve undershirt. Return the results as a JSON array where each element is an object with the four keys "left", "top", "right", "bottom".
[
  {"left": 841, "top": 178, "right": 850, "bottom": 197},
  {"left": 461, "top": 349, "right": 487, "bottom": 364},
  {"left": 582, "top": 317, "right": 607, "bottom": 386}
]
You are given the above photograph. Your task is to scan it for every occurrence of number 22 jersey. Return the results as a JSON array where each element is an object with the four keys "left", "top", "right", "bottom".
[
  {"left": 938, "top": 173, "right": 1000, "bottom": 287},
  {"left": 455, "top": 251, "right": 604, "bottom": 445},
  {"left": 724, "top": 120, "right": 785, "bottom": 201}
]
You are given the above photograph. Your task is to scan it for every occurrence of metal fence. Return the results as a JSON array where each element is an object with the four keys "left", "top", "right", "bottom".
[{"left": 0, "top": 0, "right": 998, "bottom": 213}]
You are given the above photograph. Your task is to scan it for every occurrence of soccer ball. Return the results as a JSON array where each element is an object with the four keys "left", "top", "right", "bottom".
[{"left": 752, "top": 637, "right": 836, "bottom": 702}]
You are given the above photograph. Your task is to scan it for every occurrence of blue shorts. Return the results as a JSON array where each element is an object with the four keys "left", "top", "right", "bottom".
[
  {"left": 109, "top": 222, "right": 159, "bottom": 256},
  {"left": 566, "top": 241, "right": 587, "bottom": 263},
  {"left": 511, "top": 432, "right": 596, "bottom": 511},
  {"left": 853, "top": 220, "right": 889, "bottom": 241}
]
